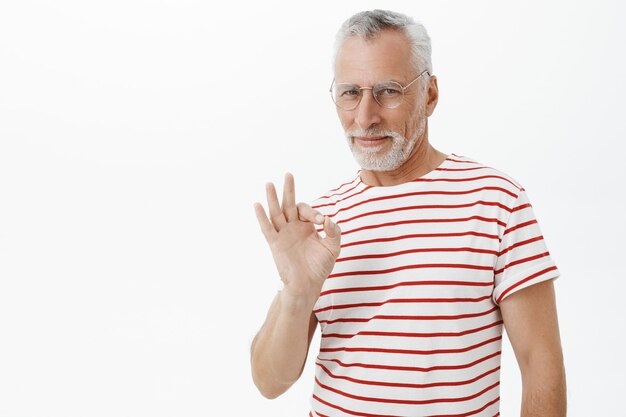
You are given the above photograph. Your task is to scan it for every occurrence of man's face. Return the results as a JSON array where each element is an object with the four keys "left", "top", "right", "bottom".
[{"left": 334, "top": 30, "right": 429, "bottom": 171}]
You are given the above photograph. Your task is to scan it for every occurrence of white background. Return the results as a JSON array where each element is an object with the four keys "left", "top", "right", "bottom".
[{"left": 1, "top": 1, "right": 624, "bottom": 416}]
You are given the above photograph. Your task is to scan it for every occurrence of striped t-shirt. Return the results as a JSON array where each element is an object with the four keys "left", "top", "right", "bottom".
[{"left": 308, "top": 153, "right": 560, "bottom": 417}]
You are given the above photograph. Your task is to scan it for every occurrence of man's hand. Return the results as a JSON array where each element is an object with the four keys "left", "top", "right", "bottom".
[
  {"left": 251, "top": 173, "right": 341, "bottom": 398},
  {"left": 254, "top": 173, "right": 341, "bottom": 301}
]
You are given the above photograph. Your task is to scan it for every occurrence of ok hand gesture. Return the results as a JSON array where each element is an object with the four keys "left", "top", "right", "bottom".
[{"left": 254, "top": 173, "right": 341, "bottom": 301}]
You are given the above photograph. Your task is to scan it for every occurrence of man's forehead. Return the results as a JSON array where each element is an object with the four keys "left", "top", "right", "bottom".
[{"left": 334, "top": 30, "right": 414, "bottom": 83}]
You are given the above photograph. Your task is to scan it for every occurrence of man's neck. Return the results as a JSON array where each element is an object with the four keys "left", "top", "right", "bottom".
[{"left": 359, "top": 131, "right": 447, "bottom": 187}]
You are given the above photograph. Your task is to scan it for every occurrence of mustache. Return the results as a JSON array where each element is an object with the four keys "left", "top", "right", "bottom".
[{"left": 346, "top": 129, "right": 403, "bottom": 139}]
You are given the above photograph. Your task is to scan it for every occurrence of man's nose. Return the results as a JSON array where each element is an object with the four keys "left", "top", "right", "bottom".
[{"left": 355, "top": 89, "right": 382, "bottom": 130}]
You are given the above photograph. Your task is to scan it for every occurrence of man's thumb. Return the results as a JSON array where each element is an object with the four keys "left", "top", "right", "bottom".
[{"left": 322, "top": 216, "right": 341, "bottom": 245}]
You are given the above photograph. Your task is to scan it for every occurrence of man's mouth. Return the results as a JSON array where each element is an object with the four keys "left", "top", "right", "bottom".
[{"left": 353, "top": 136, "right": 389, "bottom": 147}]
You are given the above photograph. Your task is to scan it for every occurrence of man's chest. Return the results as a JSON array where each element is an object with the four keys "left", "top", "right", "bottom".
[{"left": 313, "top": 192, "right": 505, "bottom": 333}]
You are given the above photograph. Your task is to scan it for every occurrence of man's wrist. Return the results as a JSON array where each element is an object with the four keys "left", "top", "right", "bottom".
[{"left": 279, "top": 286, "right": 320, "bottom": 315}]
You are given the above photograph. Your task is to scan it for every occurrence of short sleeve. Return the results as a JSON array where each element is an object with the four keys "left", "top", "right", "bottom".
[{"left": 492, "top": 188, "right": 560, "bottom": 305}]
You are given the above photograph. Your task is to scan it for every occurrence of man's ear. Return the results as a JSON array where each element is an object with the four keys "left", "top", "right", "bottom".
[{"left": 425, "top": 75, "right": 439, "bottom": 117}]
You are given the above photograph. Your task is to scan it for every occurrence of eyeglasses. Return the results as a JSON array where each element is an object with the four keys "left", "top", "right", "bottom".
[{"left": 329, "top": 69, "right": 430, "bottom": 110}]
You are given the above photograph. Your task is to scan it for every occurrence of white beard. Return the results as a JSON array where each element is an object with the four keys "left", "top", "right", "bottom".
[{"left": 345, "top": 108, "right": 426, "bottom": 172}]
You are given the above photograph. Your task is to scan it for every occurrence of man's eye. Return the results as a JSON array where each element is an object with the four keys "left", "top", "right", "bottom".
[
  {"left": 340, "top": 88, "right": 360, "bottom": 97},
  {"left": 378, "top": 88, "right": 401, "bottom": 96}
]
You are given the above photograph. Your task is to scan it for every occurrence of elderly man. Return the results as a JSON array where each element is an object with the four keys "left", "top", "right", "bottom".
[{"left": 251, "top": 9, "right": 566, "bottom": 417}]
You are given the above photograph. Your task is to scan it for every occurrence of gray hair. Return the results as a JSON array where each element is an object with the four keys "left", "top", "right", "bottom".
[{"left": 334, "top": 10, "right": 433, "bottom": 79}]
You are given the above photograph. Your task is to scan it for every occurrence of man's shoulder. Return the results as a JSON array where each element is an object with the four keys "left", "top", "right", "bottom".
[{"left": 446, "top": 153, "right": 525, "bottom": 193}]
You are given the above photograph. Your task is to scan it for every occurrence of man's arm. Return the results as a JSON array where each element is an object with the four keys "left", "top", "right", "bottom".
[
  {"left": 250, "top": 174, "right": 341, "bottom": 398},
  {"left": 251, "top": 292, "right": 318, "bottom": 399},
  {"left": 500, "top": 279, "right": 566, "bottom": 417}
]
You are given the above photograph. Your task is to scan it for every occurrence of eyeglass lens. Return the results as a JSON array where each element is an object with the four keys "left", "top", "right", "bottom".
[{"left": 332, "top": 81, "right": 405, "bottom": 110}]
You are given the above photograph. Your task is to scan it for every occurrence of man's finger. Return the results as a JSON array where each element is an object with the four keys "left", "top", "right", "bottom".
[
  {"left": 266, "top": 182, "right": 286, "bottom": 229},
  {"left": 253, "top": 202, "right": 277, "bottom": 241},
  {"left": 321, "top": 216, "right": 341, "bottom": 256},
  {"left": 297, "top": 202, "right": 325, "bottom": 224},
  {"left": 282, "top": 173, "right": 298, "bottom": 222}
]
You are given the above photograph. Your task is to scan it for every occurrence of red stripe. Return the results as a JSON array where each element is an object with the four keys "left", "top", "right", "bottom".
[
  {"left": 313, "top": 185, "right": 372, "bottom": 209},
  {"left": 319, "top": 307, "right": 498, "bottom": 325},
  {"left": 503, "top": 219, "right": 537, "bottom": 235},
  {"left": 319, "top": 280, "right": 493, "bottom": 297},
  {"left": 329, "top": 262, "right": 493, "bottom": 279},
  {"left": 322, "top": 320, "right": 503, "bottom": 339},
  {"left": 494, "top": 252, "right": 550, "bottom": 275},
  {"left": 336, "top": 215, "right": 506, "bottom": 237},
  {"left": 313, "top": 395, "right": 500, "bottom": 417},
  {"left": 496, "top": 265, "right": 558, "bottom": 303},
  {"left": 326, "top": 189, "right": 515, "bottom": 219},
  {"left": 337, "top": 246, "right": 498, "bottom": 263},
  {"left": 497, "top": 235, "right": 544, "bottom": 257},
  {"left": 335, "top": 200, "right": 513, "bottom": 224},
  {"left": 312, "top": 394, "right": 399, "bottom": 417},
  {"left": 426, "top": 396, "right": 500, "bottom": 417},
  {"left": 317, "top": 181, "right": 365, "bottom": 200},
  {"left": 319, "top": 335, "right": 502, "bottom": 356},
  {"left": 316, "top": 362, "right": 500, "bottom": 389},
  {"left": 317, "top": 350, "right": 501, "bottom": 372},
  {"left": 447, "top": 157, "right": 478, "bottom": 164},
  {"left": 411, "top": 174, "right": 520, "bottom": 189},
  {"left": 328, "top": 175, "right": 360, "bottom": 192},
  {"left": 511, "top": 202, "right": 531, "bottom": 213},
  {"left": 315, "top": 376, "right": 500, "bottom": 405},
  {"left": 314, "top": 295, "right": 492, "bottom": 314},
  {"left": 436, "top": 166, "right": 486, "bottom": 171},
  {"left": 341, "top": 231, "right": 499, "bottom": 250}
]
